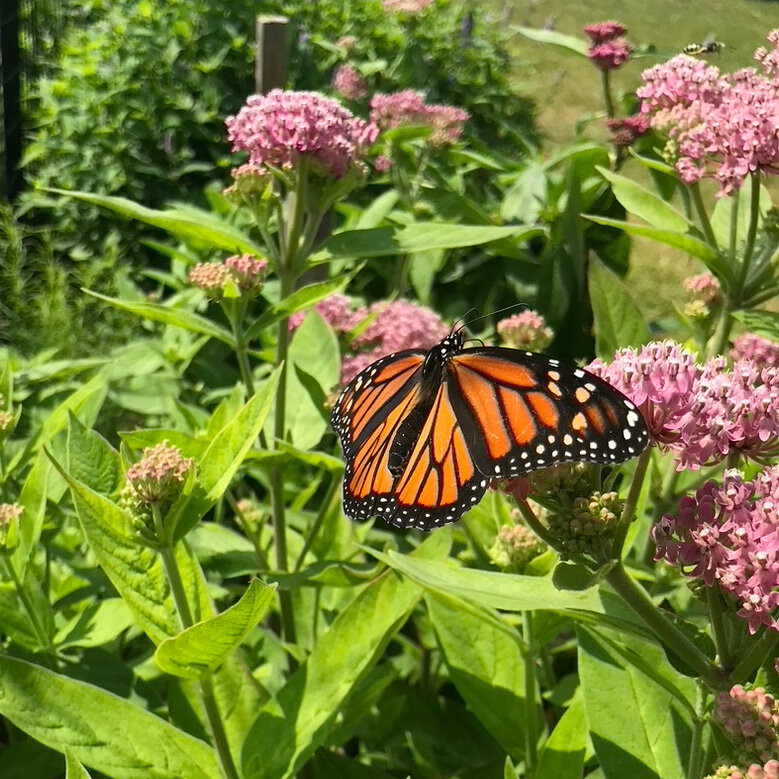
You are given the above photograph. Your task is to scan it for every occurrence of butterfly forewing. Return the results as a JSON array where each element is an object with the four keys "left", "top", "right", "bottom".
[{"left": 447, "top": 348, "right": 648, "bottom": 479}]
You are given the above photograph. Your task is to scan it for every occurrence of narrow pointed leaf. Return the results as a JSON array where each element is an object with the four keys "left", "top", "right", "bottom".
[
  {"left": 510, "top": 25, "right": 588, "bottom": 55},
  {"left": 83, "top": 290, "right": 233, "bottom": 345},
  {"left": 155, "top": 579, "right": 276, "bottom": 679},
  {"left": 240, "top": 536, "right": 449, "bottom": 779},
  {"left": 589, "top": 257, "right": 649, "bottom": 358},
  {"left": 0, "top": 656, "right": 220, "bottom": 779},
  {"left": 65, "top": 750, "right": 92, "bottom": 779},
  {"left": 597, "top": 167, "right": 690, "bottom": 232},
  {"left": 47, "top": 189, "right": 264, "bottom": 255}
]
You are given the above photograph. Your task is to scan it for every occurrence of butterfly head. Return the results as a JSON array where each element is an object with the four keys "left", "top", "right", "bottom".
[{"left": 422, "top": 331, "right": 464, "bottom": 379}]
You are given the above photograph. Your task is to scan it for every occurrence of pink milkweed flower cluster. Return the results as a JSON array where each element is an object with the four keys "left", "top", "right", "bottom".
[
  {"left": 584, "top": 21, "right": 632, "bottom": 72},
  {"left": 332, "top": 64, "right": 367, "bottom": 101},
  {"left": 707, "top": 762, "right": 779, "bottom": 779},
  {"left": 606, "top": 115, "right": 649, "bottom": 148},
  {"left": 713, "top": 685, "right": 779, "bottom": 764},
  {"left": 586, "top": 341, "right": 699, "bottom": 449},
  {"left": 188, "top": 255, "right": 268, "bottom": 298},
  {"left": 369, "top": 90, "right": 469, "bottom": 146},
  {"left": 637, "top": 30, "right": 779, "bottom": 196},
  {"left": 673, "top": 358, "right": 779, "bottom": 470},
  {"left": 289, "top": 294, "right": 447, "bottom": 384},
  {"left": 382, "top": 0, "right": 434, "bottom": 15},
  {"left": 684, "top": 271, "right": 722, "bottom": 319},
  {"left": 731, "top": 334, "right": 779, "bottom": 368},
  {"left": 588, "top": 343, "right": 779, "bottom": 471},
  {"left": 125, "top": 442, "right": 194, "bottom": 505},
  {"left": 653, "top": 466, "right": 779, "bottom": 634},
  {"left": 496, "top": 309, "right": 553, "bottom": 352},
  {"left": 226, "top": 90, "right": 379, "bottom": 179}
]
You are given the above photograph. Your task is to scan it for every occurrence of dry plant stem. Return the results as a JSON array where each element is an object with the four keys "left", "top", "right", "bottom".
[
  {"left": 605, "top": 561, "right": 726, "bottom": 689},
  {"left": 152, "top": 506, "right": 239, "bottom": 779}
]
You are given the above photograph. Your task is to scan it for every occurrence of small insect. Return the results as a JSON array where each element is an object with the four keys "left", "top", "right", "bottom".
[
  {"left": 682, "top": 37, "right": 725, "bottom": 57},
  {"left": 330, "top": 328, "right": 649, "bottom": 531}
]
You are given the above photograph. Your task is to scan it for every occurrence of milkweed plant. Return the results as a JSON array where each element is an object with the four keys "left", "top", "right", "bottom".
[{"left": 0, "top": 13, "right": 778, "bottom": 779}]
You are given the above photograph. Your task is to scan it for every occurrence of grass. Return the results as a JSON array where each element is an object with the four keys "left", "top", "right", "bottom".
[{"left": 495, "top": 0, "right": 779, "bottom": 324}]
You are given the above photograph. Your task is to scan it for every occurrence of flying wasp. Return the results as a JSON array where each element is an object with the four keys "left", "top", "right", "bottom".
[{"left": 682, "top": 36, "right": 725, "bottom": 57}]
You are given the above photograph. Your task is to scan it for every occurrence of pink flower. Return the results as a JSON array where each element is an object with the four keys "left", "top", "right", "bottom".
[
  {"left": 189, "top": 255, "right": 268, "bottom": 298},
  {"left": 342, "top": 300, "right": 448, "bottom": 384},
  {"left": 607, "top": 115, "right": 649, "bottom": 148},
  {"left": 584, "top": 21, "right": 627, "bottom": 44},
  {"left": 126, "top": 442, "right": 194, "bottom": 504},
  {"left": 672, "top": 358, "right": 779, "bottom": 470},
  {"left": 684, "top": 272, "right": 722, "bottom": 306},
  {"left": 288, "top": 293, "right": 365, "bottom": 334},
  {"left": 226, "top": 90, "right": 379, "bottom": 179},
  {"left": 369, "top": 90, "right": 468, "bottom": 146},
  {"left": 713, "top": 686, "right": 779, "bottom": 763},
  {"left": 653, "top": 467, "right": 779, "bottom": 633},
  {"left": 637, "top": 31, "right": 779, "bottom": 196},
  {"left": 731, "top": 334, "right": 779, "bottom": 368},
  {"left": 586, "top": 341, "right": 698, "bottom": 448},
  {"left": 588, "top": 39, "right": 632, "bottom": 71},
  {"left": 382, "top": 0, "right": 433, "bottom": 14},
  {"left": 332, "top": 64, "right": 367, "bottom": 101},
  {"left": 496, "top": 310, "right": 553, "bottom": 351},
  {"left": 374, "top": 154, "right": 392, "bottom": 173}
]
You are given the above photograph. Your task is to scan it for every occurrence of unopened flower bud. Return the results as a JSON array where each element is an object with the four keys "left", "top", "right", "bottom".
[{"left": 0, "top": 503, "right": 22, "bottom": 549}]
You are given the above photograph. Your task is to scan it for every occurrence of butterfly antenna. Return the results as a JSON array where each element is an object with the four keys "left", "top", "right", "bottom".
[
  {"left": 458, "top": 303, "right": 528, "bottom": 333},
  {"left": 451, "top": 307, "right": 480, "bottom": 334}
]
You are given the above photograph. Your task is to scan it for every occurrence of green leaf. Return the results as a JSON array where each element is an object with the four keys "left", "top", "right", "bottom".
[
  {"left": 49, "top": 446, "right": 208, "bottom": 644},
  {"left": 65, "top": 749, "right": 92, "bottom": 779},
  {"left": 583, "top": 216, "right": 717, "bottom": 262},
  {"left": 47, "top": 189, "right": 265, "bottom": 255},
  {"left": 55, "top": 598, "right": 134, "bottom": 649},
  {"left": 535, "top": 694, "right": 587, "bottom": 778},
  {"left": 155, "top": 579, "right": 276, "bottom": 679},
  {"left": 588, "top": 256, "right": 649, "bottom": 359},
  {"left": 240, "top": 536, "right": 448, "bottom": 779},
  {"left": 510, "top": 25, "right": 588, "bottom": 55},
  {"left": 0, "top": 655, "right": 219, "bottom": 779},
  {"left": 597, "top": 167, "right": 690, "bottom": 232},
  {"left": 374, "top": 551, "right": 651, "bottom": 639},
  {"left": 167, "top": 368, "right": 280, "bottom": 541},
  {"left": 579, "top": 627, "right": 695, "bottom": 779},
  {"left": 409, "top": 248, "right": 446, "bottom": 302},
  {"left": 66, "top": 412, "right": 122, "bottom": 496},
  {"left": 733, "top": 310, "right": 779, "bottom": 341},
  {"left": 312, "top": 223, "right": 543, "bottom": 261},
  {"left": 552, "top": 562, "right": 599, "bottom": 591},
  {"left": 427, "top": 593, "right": 525, "bottom": 759},
  {"left": 83, "top": 290, "right": 234, "bottom": 345},
  {"left": 710, "top": 175, "right": 769, "bottom": 252}
]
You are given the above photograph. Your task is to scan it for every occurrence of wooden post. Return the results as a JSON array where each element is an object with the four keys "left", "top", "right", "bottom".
[
  {"left": 255, "top": 15, "right": 288, "bottom": 94},
  {"left": 0, "top": 0, "right": 22, "bottom": 200}
]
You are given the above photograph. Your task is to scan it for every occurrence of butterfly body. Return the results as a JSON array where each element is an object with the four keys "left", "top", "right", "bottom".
[{"left": 331, "top": 331, "right": 648, "bottom": 531}]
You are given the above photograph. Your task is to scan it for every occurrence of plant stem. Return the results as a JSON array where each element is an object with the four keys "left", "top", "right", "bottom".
[
  {"left": 227, "top": 299, "right": 255, "bottom": 396},
  {"left": 600, "top": 70, "right": 615, "bottom": 119},
  {"left": 515, "top": 497, "right": 558, "bottom": 548},
  {"left": 686, "top": 684, "right": 708, "bottom": 779},
  {"left": 705, "top": 587, "right": 733, "bottom": 672},
  {"left": 605, "top": 562, "right": 725, "bottom": 689},
  {"left": 729, "top": 629, "right": 779, "bottom": 685},
  {"left": 153, "top": 508, "right": 239, "bottom": 779},
  {"left": 709, "top": 300, "right": 733, "bottom": 359},
  {"left": 690, "top": 183, "right": 718, "bottom": 249},
  {"left": 735, "top": 171, "right": 761, "bottom": 297},
  {"left": 522, "top": 611, "right": 539, "bottom": 777},
  {"left": 0, "top": 551, "right": 50, "bottom": 652},
  {"left": 612, "top": 447, "right": 651, "bottom": 559},
  {"left": 294, "top": 475, "right": 339, "bottom": 572}
]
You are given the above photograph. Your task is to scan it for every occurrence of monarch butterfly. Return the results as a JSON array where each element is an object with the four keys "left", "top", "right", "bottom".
[{"left": 330, "top": 329, "right": 649, "bottom": 531}]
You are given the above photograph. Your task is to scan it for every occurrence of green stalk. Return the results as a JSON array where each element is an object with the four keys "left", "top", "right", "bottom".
[
  {"left": 294, "top": 476, "right": 339, "bottom": 572},
  {"left": 689, "top": 182, "right": 718, "bottom": 249},
  {"left": 605, "top": 562, "right": 725, "bottom": 689},
  {"left": 611, "top": 447, "right": 652, "bottom": 559},
  {"left": 600, "top": 70, "right": 615, "bottom": 119},
  {"left": 729, "top": 629, "right": 779, "bottom": 685},
  {"left": 515, "top": 497, "right": 557, "bottom": 548},
  {"left": 226, "top": 298, "right": 255, "bottom": 396},
  {"left": 705, "top": 587, "right": 733, "bottom": 671},
  {"left": 735, "top": 170, "right": 761, "bottom": 297},
  {"left": 685, "top": 684, "right": 708, "bottom": 779},
  {"left": 152, "top": 506, "right": 239, "bottom": 779},
  {"left": 0, "top": 551, "right": 50, "bottom": 652},
  {"left": 522, "top": 611, "right": 539, "bottom": 777}
]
